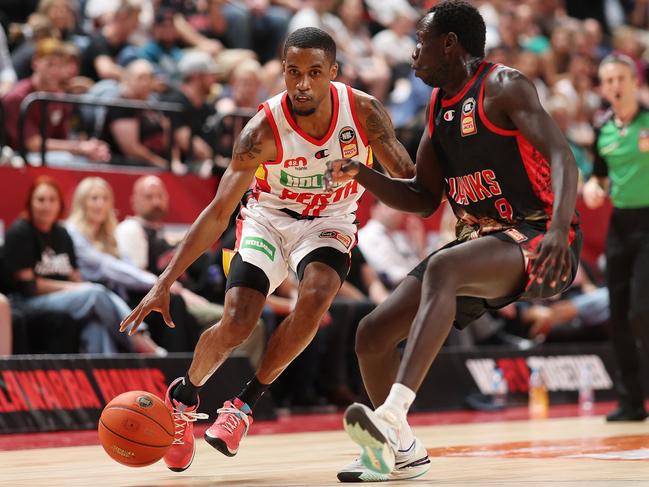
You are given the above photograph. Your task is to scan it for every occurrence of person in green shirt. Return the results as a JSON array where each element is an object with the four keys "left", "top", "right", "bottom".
[{"left": 584, "top": 53, "right": 649, "bottom": 422}]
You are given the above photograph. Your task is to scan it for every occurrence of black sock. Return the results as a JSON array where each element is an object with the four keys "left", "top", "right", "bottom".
[
  {"left": 236, "top": 376, "right": 270, "bottom": 411},
  {"left": 172, "top": 373, "right": 202, "bottom": 406}
]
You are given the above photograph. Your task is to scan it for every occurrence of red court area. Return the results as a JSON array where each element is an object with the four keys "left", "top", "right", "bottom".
[{"left": 0, "top": 402, "right": 621, "bottom": 452}]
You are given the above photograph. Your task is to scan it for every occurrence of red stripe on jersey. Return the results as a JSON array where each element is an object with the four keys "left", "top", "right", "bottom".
[
  {"left": 478, "top": 64, "right": 519, "bottom": 137},
  {"left": 516, "top": 134, "right": 553, "bottom": 216},
  {"left": 262, "top": 102, "right": 283, "bottom": 164},
  {"left": 441, "top": 61, "right": 488, "bottom": 107},
  {"left": 427, "top": 88, "right": 440, "bottom": 138},
  {"left": 346, "top": 85, "right": 369, "bottom": 146},
  {"left": 280, "top": 84, "right": 339, "bottom": 146},
  {"left": 234, "top": 214, "right": 244, "bottom": 251}
]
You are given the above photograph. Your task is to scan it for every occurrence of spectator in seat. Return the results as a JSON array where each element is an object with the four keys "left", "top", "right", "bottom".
[
  {"left": 2, "top": 38, "right": 110, "bottom": 166},
  {"left": 0, "top": 25, "right": 16, "bottom": 97},
  {"left": 357, "top": 201, "right": 427, "bottom": 289},
  {"left": 101, "top": 59, "right": 170, "bottom": 169},
  {"left": 4, "top": 176, "right": 163, "bottom": 354},
  {"left": 159, "top": 50, "right": 219, "bottom": 173},
  {"left": 80, "top": 0, "right": 141, "bottom": 81}
]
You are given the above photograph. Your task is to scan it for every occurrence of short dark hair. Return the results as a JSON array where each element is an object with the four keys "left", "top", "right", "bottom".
[
  {"left": 283, "top": 27, "right": 336, "bottom": 64},
  {"left": 428, "top": 0, "right": 486, "bottom": 58}
]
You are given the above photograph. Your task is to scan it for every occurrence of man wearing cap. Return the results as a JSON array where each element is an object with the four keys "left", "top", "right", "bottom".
[
  {"left": 159, "top": 51, "right": 219, "bottom": 169},
  {"left": 2, "top": 38, "right": 110, "bottom": 165}
]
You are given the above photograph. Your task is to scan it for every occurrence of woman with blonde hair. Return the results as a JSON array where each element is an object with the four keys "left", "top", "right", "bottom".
[{"left": 66, "top": 176, "right": 203, "bottom": 352}]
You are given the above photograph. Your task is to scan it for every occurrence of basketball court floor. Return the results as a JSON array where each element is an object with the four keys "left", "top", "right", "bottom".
[{"left": 2, "top": 403, "right": 649, "bottom": 487}]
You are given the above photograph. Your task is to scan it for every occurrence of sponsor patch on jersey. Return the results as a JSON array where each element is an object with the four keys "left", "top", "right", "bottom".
[
  {"left": 339, "top": 126, "right": 359, "bottom": 159},
  {"left": 284, "top": 156, "right": 307, "bottom": 169},
  {"left": 280, "top": 170, "right": 323, "bottom": 189},
  {"left": 319, "top": 230, "right": 353, "bottom": 249},
  {"left": 461, "top": 97, "right": 477, "bottom": 137},
  {"left": 504, "top": 228, "right": 528, "bottom": 243},
  {"left": 241, "top": 236, "right": 276, "bottom": 260},
  {"left": 443, "top": 110, "right": 455, "bottom": 121},
  {"left": 639, "top": 129, "right": 649, "bottom": 152}
]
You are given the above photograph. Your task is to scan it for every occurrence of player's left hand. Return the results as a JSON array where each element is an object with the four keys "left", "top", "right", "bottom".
[
  {"left": 324, "top": 159, "right": 360, "bottom": 191},
  {"left": 529, "top": 229, "right": 571, "bottom": 289}
]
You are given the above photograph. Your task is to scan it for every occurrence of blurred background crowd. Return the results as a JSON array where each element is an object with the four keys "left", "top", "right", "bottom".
[{"left": 0, "top": 0, "right": 647, "bottom": 409}]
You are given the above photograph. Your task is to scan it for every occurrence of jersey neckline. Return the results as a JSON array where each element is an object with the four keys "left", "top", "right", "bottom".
[
  {"left": 280, "top": 84, "right": 340, "bottom": 147},
  {"left": 440, "top": 61, "right": 489, "bottom": 108}
]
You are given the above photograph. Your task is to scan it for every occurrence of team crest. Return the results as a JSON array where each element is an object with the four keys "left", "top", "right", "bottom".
[
  {"left": 639, "top": 129, "right": 649, "bottom": 152},
  {"left": 339, "top": 126, "right": 359, "bottom": 159},
  {"left": 461, "top": 97, "right": 477, "bottom": 137},
  {"left": 443, "top": 110, "right": 455, "bottom": 122}
]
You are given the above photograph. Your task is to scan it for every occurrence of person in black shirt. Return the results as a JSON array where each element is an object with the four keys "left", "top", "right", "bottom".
[
  {"left": 4, "top": 176, "right": 163, "bottom": 354},
  {"left": 327, "top": 1, "right": 581, "bottom": 479},
  {"left": 80, "top": 2, "right": 140, "bottom": 81},
  {"left": 101, "top": 59, "right": 169, "bottom": 168},
  {"left": 159, "top": 50, "right": 218, "bottom": 168}
]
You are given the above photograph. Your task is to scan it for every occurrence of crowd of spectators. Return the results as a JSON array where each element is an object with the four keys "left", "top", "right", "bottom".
[{"left": 1, "top": 0, "right": 649, "bottom": 407}]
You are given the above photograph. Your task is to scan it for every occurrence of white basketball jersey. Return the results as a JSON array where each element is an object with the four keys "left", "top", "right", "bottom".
[{"left": 253, "top": 81, "right": 373, "bottom": 217}]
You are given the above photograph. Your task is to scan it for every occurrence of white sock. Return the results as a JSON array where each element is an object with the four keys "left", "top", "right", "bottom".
[{"left": 377, "top": 383, "right": 416, "bottom": 450}]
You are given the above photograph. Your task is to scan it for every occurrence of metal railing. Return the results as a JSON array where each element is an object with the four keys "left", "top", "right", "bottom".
[{"left": 17, "top": 92, "right": 184, "bottom": 168}]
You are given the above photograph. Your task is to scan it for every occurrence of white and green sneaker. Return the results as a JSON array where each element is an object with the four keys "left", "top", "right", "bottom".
[
  {"left": 337, "top": 438, "right": 431, "bottom": 482},
  {"left": 343, "top": 403, "right": 401, "bottom": 475}
]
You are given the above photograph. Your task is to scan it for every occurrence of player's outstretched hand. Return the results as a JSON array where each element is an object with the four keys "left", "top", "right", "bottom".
[
  {"left": 324, "top": 159, "right": 360, "bottom": 191},
  {"left": 529, "top": 229, "right": 571, "bottom": 289},
  {"left": 119, "top": 281, "right": 176, "bottom": 336}
]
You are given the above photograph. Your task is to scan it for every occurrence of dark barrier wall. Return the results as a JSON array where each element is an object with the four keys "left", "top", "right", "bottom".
[
  {"left": 0, "top": 343, "right": 636, "bottom": 434},
  {"left": 0, "top": 353, "right": 275, "bottom": 434}
]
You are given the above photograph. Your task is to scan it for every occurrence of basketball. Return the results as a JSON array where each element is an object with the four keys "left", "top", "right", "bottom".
[{"left": 98, "top": 391, "right": 175, "bottom": 467}]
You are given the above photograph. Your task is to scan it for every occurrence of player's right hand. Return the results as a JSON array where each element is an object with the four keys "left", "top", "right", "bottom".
[
  {"left": 119, "top": 281, "right": 176, "bottom": 336},
  {"left": 324, "top": 159, "right": 360, "bottom": 191}
]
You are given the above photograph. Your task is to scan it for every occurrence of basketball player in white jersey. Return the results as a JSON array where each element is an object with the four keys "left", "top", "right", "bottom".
[{"left": 119, "top": 27, "right": 429, "bottom": 480}]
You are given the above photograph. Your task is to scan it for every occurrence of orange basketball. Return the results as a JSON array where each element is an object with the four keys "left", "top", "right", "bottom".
[{"left": 98, "top": 390, "right": 175, "bottom": 467}]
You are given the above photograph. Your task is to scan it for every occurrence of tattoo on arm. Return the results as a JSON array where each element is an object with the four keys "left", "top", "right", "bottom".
[
  {"left": 366, "top": 98, "right": 396, "bottom": 144},
  {"left": 233, "top": 125, "right": 263, "bottom": 162}
]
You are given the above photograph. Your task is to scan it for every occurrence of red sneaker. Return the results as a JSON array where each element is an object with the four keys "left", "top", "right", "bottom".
[
  {"left": 204, "top": 398, "right": 253, "bottom": 456},
  {"left": 163, "top": 377, "right": 208, "bottom": 472}
]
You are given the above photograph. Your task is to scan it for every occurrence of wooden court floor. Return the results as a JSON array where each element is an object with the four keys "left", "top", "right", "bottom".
[{"left": 2, "top": 415, "right": 649, "bottom": 487}]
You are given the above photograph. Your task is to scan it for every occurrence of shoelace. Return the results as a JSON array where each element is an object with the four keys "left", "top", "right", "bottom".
[
  {"left": 216, "top": 406, "right": 250, "bottom": 434},
  {"left": 172, "top": 409, "right": 209, "bottom": 445}
]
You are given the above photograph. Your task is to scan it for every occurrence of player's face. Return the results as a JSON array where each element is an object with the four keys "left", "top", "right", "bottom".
[
  {"left": 412, "top": 14, "right": 449, "bottom": 87},
  {"left": 283, "top": 47, "right": 338, "bottom": 116},
  {"left": 599, "top": 62, "right": 637, "bottom": 108}
]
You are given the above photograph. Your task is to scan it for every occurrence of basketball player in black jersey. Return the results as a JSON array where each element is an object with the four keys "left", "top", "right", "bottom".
[{"left": 326, "top": 0, "right": 582, "bottom": 480}]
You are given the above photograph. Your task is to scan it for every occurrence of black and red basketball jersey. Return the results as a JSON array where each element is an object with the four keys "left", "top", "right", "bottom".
[{"left": 428, "top": 61, "right": 556, "bottom": 239}]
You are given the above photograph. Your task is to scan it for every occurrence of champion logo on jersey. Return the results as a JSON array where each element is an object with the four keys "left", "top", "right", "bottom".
[
  {"left": 315, "top": 149, "right": 329, "bottom": 159},
  {"left": 443, "top": 110, "right": 455, "bottom": 121},
  {"left": 461, "top": 97, "right": 477, "bottom": 137},
  {"left": 339, "top": 126, "right": 359, "bottom": 159}
]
